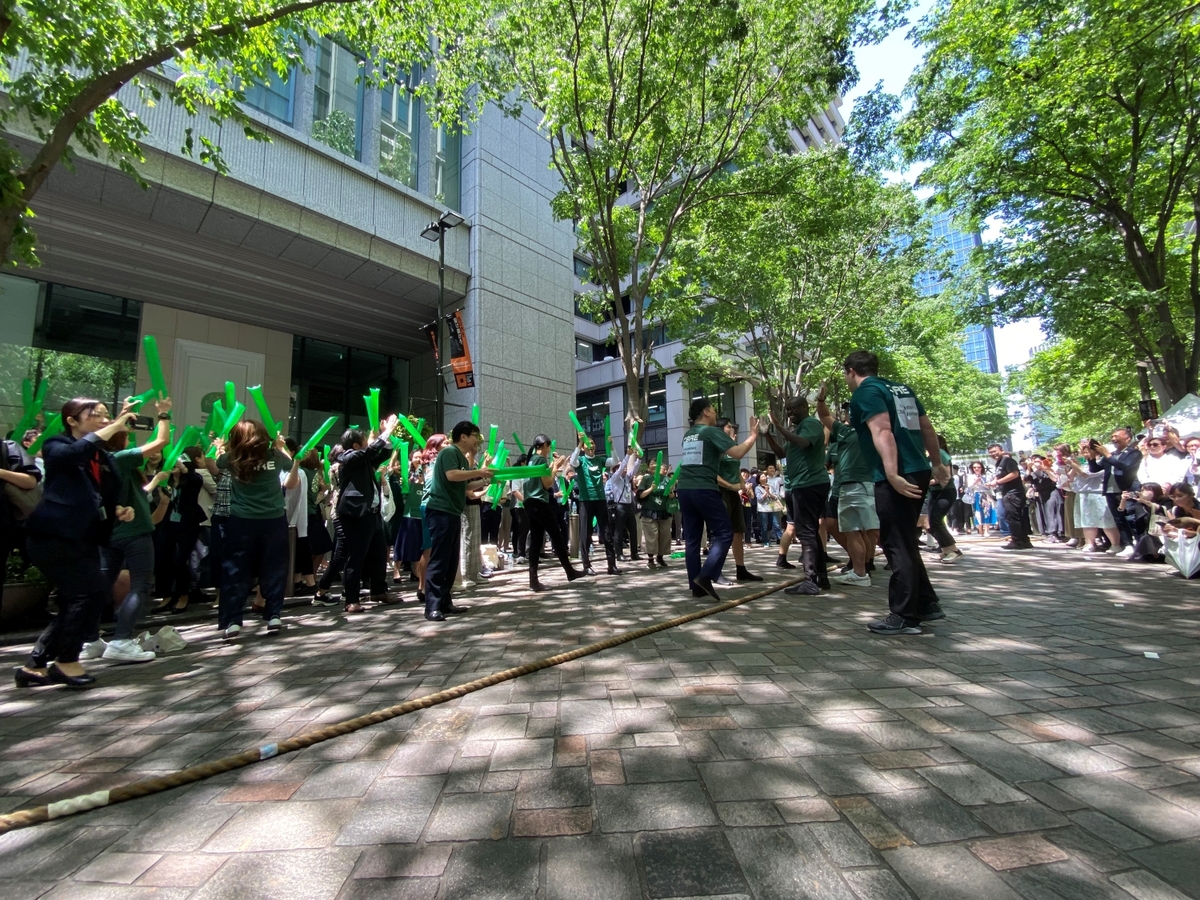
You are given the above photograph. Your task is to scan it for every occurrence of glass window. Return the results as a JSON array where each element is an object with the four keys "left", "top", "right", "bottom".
[
  {"left": 575, "top": 339, "right": 593, "bottom": 363},
  {"left": 647, "top": 375, "right": 667, "bottom": 426},
  {"left": 289, "top": 337, "right": 409, "bottom": 447},
  {"left": 575, "top": 389, "right": 610, "bottom": 442},
  {"left": 0, "top": 274, "right": 140, "bottom": 437},
  {"left": 312, "top": 38, "right": 364, "bottom": 159},
  {"left": 434, "top": 124, "right": 461, "bottom": 210},
  {"left": 689, "top": 381, "right": 736, "bottom": 418},
  {"left": 379, "top": 68, "right": 419, "bottom": 188},
  {"left": 244, "top": 67, "right": 295, "bottom": 124}
]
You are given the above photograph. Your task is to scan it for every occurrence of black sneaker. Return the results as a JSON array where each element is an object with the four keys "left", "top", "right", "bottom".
[
  {"left": 695, "top": 575, "right": 719, "bottom": 600},
  {"left": 311, "top": 593, "right": 339, "bottom": 607},
  {"left": 775, "top": 556, "right": 795, "bottom": 569},
  {"left": 920, "top": 603, "right": 946, "bottom": 621},
  {"left": 868, "top": 614, "right": 922, "bottom": 635},
  {"left": 783, "top": 580, "right": 821, "bottom": 595},
  {"left": 1000, "top": 542, "right": 1034, "bottom": 551}
]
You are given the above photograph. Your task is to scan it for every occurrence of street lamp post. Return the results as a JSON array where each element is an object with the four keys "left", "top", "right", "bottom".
[{"left": 420, "top": 211, "right": 465, "bottom": 434}]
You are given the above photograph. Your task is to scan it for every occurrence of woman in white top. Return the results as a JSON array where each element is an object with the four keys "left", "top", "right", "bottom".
[
  {"left": 1138, "top": 435, "right": 1189, "bottom": 489},
  {"left": 1062, "top": 439, "right": 1122, "bottom": 553}
]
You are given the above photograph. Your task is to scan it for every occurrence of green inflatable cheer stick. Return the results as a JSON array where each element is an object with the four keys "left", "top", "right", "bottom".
[
  {"left": 28, "top": 414, "right": 64, "bottom": 454},
  {"left": 162, "top": 426, "right": 202, "bottom": 472},
  {"left": 125, "top": 386, "right": 158, "bottom": 412},
  {"left": 603, "top": 415, "right": 611, "bottom": 450},
  {"left": 207, "top": 399, "right": 227, "bottom": 439},
  {"left": 568, "top": 411, "right": 593, "bottom": 449},
  {"left": 471, "top": 403, "right": 480, "bottom": 426},
  {"left": 662, "top": 465, "right": 682, "bottom": 492},
  {"left": 399, "top": 441, "right": 410, "bottom": 493},
  {"left": 629, "top": 420, "right": 640, "bottom": 453},
  {"left": 652, "top": 450, "right": 664, "bottom": 487},
  {"left": 396, "top": 414, "right": 427, "bottom": 448},
  {"left": 142, "top": 335, "right": 169, "bottom": 400},
  {"left": 486, "top": 425, "right": 498, "bottom": 458},
  {"left": 297, "top": 416, "right": 338, "bottom": 459},
  {"left": 224, "top": 381, "right": 237, "bottom": 411},
  {"left": 415, "top": 418, "right": 426, "bottom": 438},
  {"left": 322, "top": 445, "right": 331, "bottom": 481},
  {"left": 247, "top": 386, "right": 279, "bottom": 439},
  {"left": 218, "top": 401, "right": 245, "bottom": 439},
  {"left": 512, "top": 431, "right": 524, "bottom": 451},
  {"left": 488, "top": 465, "right": 557, "bottom": 481},
  {"left": 364, "top": 388, "right": 381, "bottom": 433}
]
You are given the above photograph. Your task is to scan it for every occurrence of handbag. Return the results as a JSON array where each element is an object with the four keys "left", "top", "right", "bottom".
[{"left": 2, "top": 440, "right": 41, "bottom": 521}]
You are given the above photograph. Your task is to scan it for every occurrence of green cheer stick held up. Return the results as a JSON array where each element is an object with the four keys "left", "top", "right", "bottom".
[
  {"left": 557, "top": 475, "right": 569, "bottom": 501},
  {"left": 297, "top": 416, "right": 338, "bottom": 459},
  {"left": 485, "top": 445, "right": 510, "bottom": 505},
  {"left": 218, "top": 401, "right": 246, "bottom": 440},
  {"left": 206, "top": 399, "right": 227, "bottom": 439},
  {"left": 662, "top": 465, "right": 682, "bottom": 492},
  {"left": 364, "top": 388, "right": 381, "bottom": 433},
  {"left": 652, "top": 450, "right": 664, "bottom": 487},
  {"left": 125, "top": 386, "right": 158, "bottom": 413},
  {"left": 162, "top": 426, "right": 202, "bottom": 472},
  {"left": 486, "top": 425, "right": 498, "bottom": 458},
  {"left": 568, "top": 411, "right": 593, "bottom": 449},
  {"left": 396, "top": 414, "right": 427, "bottom": 448},
  {"left": 247, "top": 386, "right": 279, "bottom": 439},
  {"left": 603, "top": 415, "right": 611, "bottom": 450},
  {"left": 322, "top": 445, "right": 331, "bottom": 481},
  {"left": 27, "top": 414, "right": 64, "bottom": 454},
  {"left": 471, "top": 403, "right": 480, "bottom": 426},
  {"left": 512, "top": 431, "right": 524, "bottom": 451},
  {"left": 224, "top": 381, "right": 237, "bottom": 411},
  {"left": 629, "top": 420, "right": 640, "bottom": 452},
  {"left": 142, "top": 335, "right": 169, "bottom": 400},
  {"left": 415, "top": 418, "right": 426, "bottom": 438},
  {"left": 399, "top": 441, "right": 410, "bottom": 493},
  {"left": 487, "top": 465, "right": 558, "bottom": 481}
]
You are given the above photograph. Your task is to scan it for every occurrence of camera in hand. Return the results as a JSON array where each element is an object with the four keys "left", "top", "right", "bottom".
[{"left": 130, "top": 415, "right": 156, "bottom": 431}]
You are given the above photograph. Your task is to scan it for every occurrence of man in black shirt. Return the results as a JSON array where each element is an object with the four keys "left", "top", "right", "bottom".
[{"left": 987, "top": 444, "right": 1032, "bottom": 550}]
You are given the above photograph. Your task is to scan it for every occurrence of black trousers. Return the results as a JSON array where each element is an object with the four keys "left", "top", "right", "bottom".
[
  {"left": 480, "top": 505, "right": 501, "bottom": 545},
  {"left": 608, "top": 501, "right": 637, "bottom": 557},
  {"left": 875, "top": 473, "right": 940, "bottom": 622},
  {"left": 511, "top": 507, "right": 529, "bottom": 558},
  {"left": 927, "top": 482, "right": 958, "bottom": 549},
  {"left": 577, "top": 498, "right": 615, "bottom": 569},
  {"left": 526, "top": 499, "right": 574, "bottom": 584},
  {"left": 424, "top": 508, "right": 461, "bottom": 616},
  {"left": 340, "top": 513, "right": 388, "bottom": 601},
  {"left": 1044, "top": 490, "right": 1065, "bottom": 537},
  {"left": 318, "top": 518, "right": 348, "bottom": 591},
  {"left": 1001, "top": 491, "right": 1032, "bottom": 546},
  {"left": 164, "top": 519, "right": 201, "bottom": 601},
  {"left": 790, "top": 484, "right": 829, "bottom": 586},
  {"left": 1105, "top": 493, "right": 1135, "bottom": 547},
  {"left": 26, "top": 535, "right": 110, "bottom": 667}
]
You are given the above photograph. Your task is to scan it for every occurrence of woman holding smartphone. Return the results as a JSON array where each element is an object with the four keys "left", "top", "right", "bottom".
[{"left": 15, "top": 398, "right": 137, "bottom": 688}]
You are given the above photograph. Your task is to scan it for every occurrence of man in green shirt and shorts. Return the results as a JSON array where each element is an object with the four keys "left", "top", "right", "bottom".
[
  {"left": 768, "top": 395, "right": 830, "bottom": 596},
  {"left": 845, "top": 350, "right": 949, "bottom": 635},
  {"left": 817, "top": 393, "right": 878, "bottom": 587}
]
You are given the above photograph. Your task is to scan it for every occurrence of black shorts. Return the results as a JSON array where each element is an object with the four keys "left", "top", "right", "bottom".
[
  {"left": 722, "top": 490, "right": 745, "bottom": 534},
  {"left": 783, "top": 490, "right": 795, "bottom": 526},
  {"left": 825, "top": 494, "right": 839, "bottom": 522}
]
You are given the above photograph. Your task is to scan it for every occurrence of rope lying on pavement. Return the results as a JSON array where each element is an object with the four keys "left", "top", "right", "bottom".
[{"left": 0, "top": 577, "right": 804, "bottom": 835}]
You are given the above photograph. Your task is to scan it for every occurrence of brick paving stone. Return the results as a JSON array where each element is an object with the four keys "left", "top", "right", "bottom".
[
  {"left": 424, "top": 791, "right": 514, "bottom": 841},
  {"left": 512, "top": 806, "right": 593, "bottom": 836},
  {"left": 113, "top": 805, "right": 239, "bottom": 853},
  {"left": 842, "top": 868, "right": 916, "bottom": 900},
  {"left": 1056, "top": 775, "right": 1200, "bottom": 841},
  {"left": 1109, "top": 870, "right": 1195, "bottom": 900},
  {"left": 595, "top": 782, "right": 718, "bottom": 831},
  {"left": 203, "top": 798, "right": 357, "bottom": 852},
  {"left": 717, "top": 800, "right": 787, "bottom": 826},
  {"left": 777, "top": 797, "right": 842, "bottom": 824},
  {"left": 334, "top": 775, "right": 445, "bottom": 846},
  {"left": 864, "top": 750, "right": 939, "bottom": 769},
  {"left": 799, "top": 756, "right": 896, "bottom": 795},
  {"left": 1024, "top": 740, "right": 1132, "bottom": 775},
  {"left": 727, "top": 826, "right": 859, "bottom": 900},
  {"left": 189, "top": 848, "right": 360, "bottom": 900},
  {"left": 968, "top": 834, "right": 1070, "bottom": 870},
  {"left": 869, "top": 788, "right": 991, "bottom": 844},
  {"left": 589, "top": 748, "right": 625, "bottom": 785},
  {"left": 337, "top": 877, "right": 440, "bottom": 900},
  {"left": 74, "top": 851, "right": 162, "bottom": 884},
  {"left": 289, "top": 760, "right": 384, "bottom": 800},
  {"left": 560, "top": 699, "right": 617, "bottom": 735},
  {"left": 545, "top": 835, "right": 640, "bottom": 900},
  {"left": 383, "top": 742, "right": 458, "bottom": 776},
  {"left": 807, "top": 821, "right": 878, "bottom": 866},
  {"left": 971, "top": 800, "right": 1070, "bottom": 833},
  {"left": 917, "top": 763, "right": 1031, "bottom": 805},
  {"left": 698, "top": 759, "right": 819, "bottom": 801},
  {"left": 351, "top": 843, "right": 452, "bottom": 879},
  {"left": 941, "top": 731, "right": 1068, "bottom": 782},
  {"left": 216, "top": 781, "right": 301, "bottom": 803},
  {"left": 1002, "top": 857, "right": 1144, "bottom": 900},
  {"left": 1070, "top": 809, "right": 1157, "bottom": 850},
  {"left": 441, "top": 840, "right": 539, "bottom": 900},
  {"left": 136, "top": 853, "right": 229, "bottom": 888},
  {"left": 1044, "top": 825, "right": 1135, "bottom": 873},
  {"left": 885, "top": 845, "right": 1026, "bottom": 900},
  {"left": 488, "top": 737, "right": 554, "bottom": 770},
  {"left": 637, "top": 828, "right": 748, "bottom": 898},
  {"left": 1129, "top": 840, "right": 1200, "bottom": 896},
  {"left": 515, "top": 766, "right": 590, "bottom": 808},
  {"left": 622, "top": 746, "right": 697, "bottom": 783}
]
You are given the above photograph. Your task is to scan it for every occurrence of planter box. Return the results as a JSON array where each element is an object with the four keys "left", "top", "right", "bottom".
[{"left": 1, "top": 582, "right": 50, "bottom": 626}]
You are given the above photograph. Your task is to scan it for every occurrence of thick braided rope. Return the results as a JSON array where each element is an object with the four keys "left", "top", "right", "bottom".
[{"left": 0, "top": 577, "right": 802, "bottom": 834}]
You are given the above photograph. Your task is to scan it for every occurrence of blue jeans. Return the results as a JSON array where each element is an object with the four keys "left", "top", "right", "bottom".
[
  {"left": 679, "top": 489, "right": 733, "bottom": 589},
  {"left": 101, "top": 532, "right": 155, "bottom": 640},
  {"left": 758, "top": 512, "right": 776, "bottom": 544},
  {"left": 424, "top": 507, "right": 461, "bottom": 616},
  {"left": 220, "top": 515, "right": 289, "bottom": 629}
]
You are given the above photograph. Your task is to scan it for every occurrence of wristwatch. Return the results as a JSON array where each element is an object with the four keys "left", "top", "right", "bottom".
[{"left": 158, "top": 413, "right": 171, "bottom": 421}]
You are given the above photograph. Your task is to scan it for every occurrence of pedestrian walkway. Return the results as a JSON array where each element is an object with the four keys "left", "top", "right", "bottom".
[{"left": 0, "top": 542, "right": 1198, "bottom": 900}]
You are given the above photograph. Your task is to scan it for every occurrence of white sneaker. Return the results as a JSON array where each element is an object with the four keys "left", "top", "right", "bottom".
[
  {"left": 224, "top": 624, "right": 241, "bottom": 640},
  {"left": 103, "top": 638, "right": 156, "bottom": 663},
  {"left": 1116, "top": 545, "right": 1136, "bottom": 559},
  {"left": 1105, "top": 547, "right": 1123, "bottom": 556},
  {"left": 831, "top": 571, "right": 872, "bottom": 587},
  {"left": 941, "top": 549, "right": 964, "bottom": 564},
  {"left": 151, "top": 626, "right": 188, "bottom": 652},
  {"left": 79, "top": 639, "right": 107, "bottom": 660},
  {"left": 267, "top": 617, "right": 282, "bottom": 634}
]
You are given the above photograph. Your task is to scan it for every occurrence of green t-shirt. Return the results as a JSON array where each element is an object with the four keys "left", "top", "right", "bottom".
[
  {"left": 638, "top": 473, "right": 667, "bottom": 513},
  {"left": 426, "top": 445, "right": 471, "bottom": 516},
  {"left": 831, "top": 421, "right": 872, "bottom": 486},
  {"left": 784, "top": 416, "right": 828, "bottom": 490},
  {"left": 718, "top": 453, "right": 741, "bottom": 487},
  {"left": 677, "top": 425, "right": 735, "bottom": 491},
  {"left": 112, "top": 449, "right": 155, "bottom": 539},
  {"left": 402, "top": 473, "right": 424, "bottom": 518},
  {"left": 523, "top": 455, "right": 551, "bottom": 503},
  {"left": 849, "top": 375, "right": 931, "bottom": 482},
  {"left": 217, "top": 450, "right": 291, "bottom": 519},
  {"left": 574, "top": 452, "right": 605, "bottom": 502}
]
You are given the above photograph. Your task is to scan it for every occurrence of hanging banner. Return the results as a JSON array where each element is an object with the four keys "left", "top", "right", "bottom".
[
  {"left": 423, "top": 321, "right": 440, "bottom": 364},
  {"left": 447, "top": 309, "right": 475, "bottom": 388}
]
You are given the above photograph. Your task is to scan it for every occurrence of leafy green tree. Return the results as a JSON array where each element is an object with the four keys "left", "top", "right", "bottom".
[
  {"left": 498, "top": 0, "right": 901, "bottom": 427},
  {"left": 900, "top": 0, "right": 1200, "bottom": 406},
  {"left": 1006, "top": 337, "right": 1142, "bottom": 446},
  {"left": 0, "top": 0, "right": 502, "bottom": 267}
]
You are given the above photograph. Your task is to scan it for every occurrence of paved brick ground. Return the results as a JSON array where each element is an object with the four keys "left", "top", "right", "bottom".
[{"left": 1, "top": 537, "right": 1199, "bottom": 900}]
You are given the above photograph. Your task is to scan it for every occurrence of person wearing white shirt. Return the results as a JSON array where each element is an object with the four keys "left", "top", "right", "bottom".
[{"left": 1138, "top": 436, "right": 1189, "bottom": 489}]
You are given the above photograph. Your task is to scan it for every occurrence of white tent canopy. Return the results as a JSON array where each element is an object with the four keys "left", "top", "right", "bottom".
[{"left": 1161, "top": 393, "right": 1200, "bottom": 439}]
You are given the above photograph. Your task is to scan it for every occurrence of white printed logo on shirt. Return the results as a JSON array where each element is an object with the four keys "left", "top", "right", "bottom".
[{"left": 680, "top": 436, "right": 705, "bottom": 467}]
